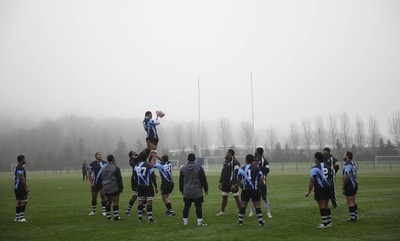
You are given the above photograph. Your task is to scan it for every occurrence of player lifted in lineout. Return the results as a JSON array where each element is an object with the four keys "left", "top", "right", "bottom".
[{"left": 142, "top": 110, "right": 165, "bottom": 153}]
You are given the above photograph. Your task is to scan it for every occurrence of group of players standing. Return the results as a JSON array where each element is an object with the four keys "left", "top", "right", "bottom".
[
  {"left": 12, "top": 110, "right": 358, "bottom": 229},
  {"left": 305, "top": 148, "right": 359, "bottom": 228}
]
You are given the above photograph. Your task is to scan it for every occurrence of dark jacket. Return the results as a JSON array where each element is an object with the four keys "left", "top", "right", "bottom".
[
  {"left": 179, "top": 162, "right": 208, "bottom": 199},
  {"left": 102, "top": 162, "right": 123, "bottom": 194},
  {"left": 219, "top": 157, "right": 240, "bottom": 185}
]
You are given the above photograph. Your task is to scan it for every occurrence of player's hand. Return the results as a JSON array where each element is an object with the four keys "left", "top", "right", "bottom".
[
  {"left": 231, "top": 185, "right": 236, "bottom": 191},
  {"left": 25, "top": 188, "right": 30, "bottom": 193},
  {"left": 305, "top": 192, "right": 310, "bottom": 197},
  {"left": 218, "top": 183, "right": 222, "bottom": 190},
  {"left": 204, "top": 191, "right": 208, "bottom": 195},
  {"left": 155, "top": 188, "right": 158, "bottom": 194}
]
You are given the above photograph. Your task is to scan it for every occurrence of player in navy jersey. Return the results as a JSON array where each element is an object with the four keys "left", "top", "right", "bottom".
[
  {"left": 134, "top": 151, "right": 158, "bottom": 222},
  {"left": 87, "top": 152, "right": 107, "bottom": 216},
  {"left": 249, "top": 147, "right": 272, "bottom": 218},
  {"left": 323, "top": 147, "right": 339, "bottom": 208},
  {"left": 237, "top": 154, "right": 265, "bottom": 227},
  {"left": 143, "top": 111, "right": 162, "bottom": 152},
  {"left": 342, "top": 151, "right": 358, "bottom": 222},
  {"left": 305, "top": 152, "right": 333, "bottom": 228},
  {"left": 126, "top": 151, "right": 140, "bottom": 216},
  {"left": 153, "top": 154, "right": 175, "bottom": 216},
  {"left": 14, "top": 155, "right": 29, "bottom": 222},
  {"left": 216, "top": 149, "right": 241, "bottom": 216}
]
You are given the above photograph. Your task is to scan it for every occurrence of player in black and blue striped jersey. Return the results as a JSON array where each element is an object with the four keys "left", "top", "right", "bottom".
[
  {"left": 134, "top": 151, "right": 158, "bottom": 222},
  {"left": 153, "top": 154, "right": 175, "bottom": 216},
  {"left": 14, "top": 155, "right": 29, "bottom": 222},
  {"left": 143, "top": 111, "right": 161, "bottom": 151},
  {"left": 305, "top": 152, "right": 333, "bottom": 228},
  {"left": 87, "top": 152, "right": 107, "bottom": 216},
  {"left": 237, "top": 154, "right": 265, "bottom": 227},
  {"left": 342, "top": 151, "right": 358, "bottom": 222}
]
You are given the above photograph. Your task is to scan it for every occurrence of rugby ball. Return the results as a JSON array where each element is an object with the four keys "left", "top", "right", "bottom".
[{"left": 156, "top": 110, "right": 165, "bottom": 118}]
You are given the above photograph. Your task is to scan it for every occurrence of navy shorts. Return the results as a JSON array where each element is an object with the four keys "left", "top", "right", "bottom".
[
  {"left": 241, "top": 189, "right": 261, "bottom": 202},
  {"left": 15, "top": 189, "right": 28, "bottom": 201}
]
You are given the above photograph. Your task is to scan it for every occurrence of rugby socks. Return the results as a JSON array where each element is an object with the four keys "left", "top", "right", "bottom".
[
  {"left": 349, "top": 206, "right": 356, "bottom": 221},
  {"left": 20, "top": 206, "right": 26, "bottom": 220},
  {"left": 355, "top": 204, "right": 358, "bottom": 220},
  {"left": 238, "top": 207, "right": 245, "bottom": 224},
  {"left": 126, "top": 200, "right": 135, "bottom": 214},
  {"left": 320, "top": 208, "right": 328, "bottom": 226},
  {"left": 15, "top": 206, "right": 21, "bottom": 221},
  {"left": 101, "top": 201, "right": 107, "bottom": 213},
  {"left": 113, "top": 205, "right": 120, "bottom": 220},
  {"left": 166, "top": 202, "right": 174, "bottom": 215},
  {"left": 183, "top": 218, "right": 188, "bottom": 225},
  {"left": 147, "top": 205, "right": 153, "bottom": 221},
  {"left": 105, "top": 205, "right": 111, "bottom": 220},
  {"left": 138, "top": 204, "right": 144, "bottom": 221},
  {"left": 327, "top": 208, "right": 332, "bottom": 225},
  {"left": 256, "top": 208, "right": 264, "bottom": 225},
  {"left": 91, "top": 200, "right": 97, "bottom": 213}
]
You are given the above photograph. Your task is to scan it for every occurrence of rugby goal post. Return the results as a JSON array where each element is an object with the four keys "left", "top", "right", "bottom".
[{"left": 374, "top": 156, "right": 400, "bottom": 167}]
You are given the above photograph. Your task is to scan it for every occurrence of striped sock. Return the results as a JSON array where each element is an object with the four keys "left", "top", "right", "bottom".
[
  {"left": 320, "top": 208, "right": 328, "bottom": 226},
  {"left": 147, "top": 205, "right": 153, "bottom": 221},
  {"left": 101, "top": 201, "right": 106, "bottom": 213},
  {"left": 349, "top": 206, "right": 356, "bottom": 221},
  {"left": 327, "top": 208, "right": 332, "bottom": 225},
  {"left": 238, "top": 207, "right": 245, "bottom": 224},
  {"left": 127, "top": 200, "right": 134, "bottom": 214},
  {"left": 138, "top": 205, "right": 143, "bottom": 221},
  {"left": 91, "top": 200, "right": 97, "bottom": 213},
  {"left": 15, "top": 206, "right": 21, "bottom": 221},
  {"left": 355, "top": 204, "right": 358, "bottom": 220},
  {"left": 256, "top": 208, "right": 264, "bottom": 225},
  {"left": 113, "top": 205, "right": 119, "bottom": 220},
  {"left": 105, "top": 205, "right": 111, "bottom": 220}
]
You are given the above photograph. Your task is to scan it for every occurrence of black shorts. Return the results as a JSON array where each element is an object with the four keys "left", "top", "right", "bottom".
[
  {"left": 138, "top": 185, "right": 155, "bottom": 198},
  {"left": 15, "top": 189, "right": 28, "bottom": 201},
  {"left": 241, "top": 189, "right": 261, "bottom": 202},
  {"left": 146, "top": 137, "right": 159, "bottom": 146},
  {"left": 105, "top": 190, "right": 121, "bottom": 197},
  {"left": 183, "top": 196, "right": 204, "bottom": 204},
  {"left": 314, "top": 186, "right": 330, "bottom": 201},
  {"left": 260, "top": 184, "right": 268, "bottom": 200},
  {"left": 344, "top": 182, "right": 358, "bottom": 197},
  {"left": 131, "top": 176, "right": 138, "bottom": 191},
  {"left": 161, "top": 182, "right": 174, "bottom": 195},
  {"left": 91, "top": 184, "right": 103, "bottom": 192},
  {"left": 221, "top": 183, "right": 239, "bottom": 194}
]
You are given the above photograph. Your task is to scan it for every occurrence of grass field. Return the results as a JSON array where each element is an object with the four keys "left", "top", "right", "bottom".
[{"left": 1, "top": 164, "right": 400, "bottom": 241}]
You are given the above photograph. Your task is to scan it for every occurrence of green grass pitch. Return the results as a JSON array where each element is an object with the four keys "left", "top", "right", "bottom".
[{"left": 1, "top": 165, "right": 399, "bottom": 241}]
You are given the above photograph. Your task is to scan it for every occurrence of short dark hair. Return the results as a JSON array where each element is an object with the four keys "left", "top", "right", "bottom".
[
  {"left": 245, "top": 154, "right": 254, "bottom": 163},
  {"left": 314, "top": 152, "right": 324, "bottom": 163},
  {"left": 145, "top": 111, "right": 152, "bottom": 117},
  {"left": 139, "top": 151, "right": 149, "bottom": 160},
  {"left": 228, "top": 149, "right": 235, "bottom": 156},
  {"left": 107, "top": 155, "right": 115, "bottom": 162},
  {"left": 95, "top": 152, "right": 101, "bottom": 158},
  {"left": 162, "top": 155, "right": 169, "bottom": 162},
  {"left": 129, "top": 151, "right": 134, "bottom": 158},
  {"left": 188, "top": 153, "right": 196, "bottom": 162},
  {"left": 256, "top": 147, "right": 264, "bottom": 155},
  {"left": 323, "top": 147, "right": 330, "bottom": 153},
  {"left": 345, "top": 151, "right": 353, "bottom": 160},
  {"left": 17, "top": 155, "right": 25, "bottom": 163}
]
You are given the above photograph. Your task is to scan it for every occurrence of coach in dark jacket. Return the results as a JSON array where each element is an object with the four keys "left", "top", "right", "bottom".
[{"left": 179, "top": 153, "right": 208, "bottom": 226}]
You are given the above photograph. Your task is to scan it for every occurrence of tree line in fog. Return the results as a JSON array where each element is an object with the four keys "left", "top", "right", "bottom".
[{"left": 0, "top": 111, "right": 399, "bottom": 171}]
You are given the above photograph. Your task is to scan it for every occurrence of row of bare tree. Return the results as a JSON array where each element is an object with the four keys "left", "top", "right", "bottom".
[{"left": 0, "top": 111, "right": 399, "bottom": 171}]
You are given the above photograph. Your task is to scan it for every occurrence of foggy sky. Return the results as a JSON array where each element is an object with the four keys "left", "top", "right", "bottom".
[{"left": 1, "top": 0, "right": 399, "bottom": 134}]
